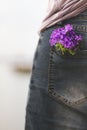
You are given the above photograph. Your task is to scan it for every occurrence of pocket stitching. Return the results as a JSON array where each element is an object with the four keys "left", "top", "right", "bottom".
[{"left": 48, "top": 46, "right": 87, "bottom": 106}]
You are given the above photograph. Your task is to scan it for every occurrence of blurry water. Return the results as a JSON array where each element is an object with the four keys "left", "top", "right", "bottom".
[{"left": 0, "top": 62, "right": 30, "bottom": 130}]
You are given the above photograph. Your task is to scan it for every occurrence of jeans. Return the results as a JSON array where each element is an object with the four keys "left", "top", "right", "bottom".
[{"left": 25, "top": 10, "right": 87, "bottom": 130}]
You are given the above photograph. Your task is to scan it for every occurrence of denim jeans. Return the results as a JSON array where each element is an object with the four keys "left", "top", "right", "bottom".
[{"left": 25, "top": 10, "right": 87, "bottom": 130}]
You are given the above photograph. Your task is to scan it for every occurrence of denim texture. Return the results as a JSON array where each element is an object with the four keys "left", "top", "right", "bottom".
[{"left": 25, "top": 10, "right": 87, "bottom": 130}]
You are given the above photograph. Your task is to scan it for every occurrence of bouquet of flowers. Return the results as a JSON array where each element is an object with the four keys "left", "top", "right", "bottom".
[{"left": 49, "top": 24, "right": 83, "bottom": 55}]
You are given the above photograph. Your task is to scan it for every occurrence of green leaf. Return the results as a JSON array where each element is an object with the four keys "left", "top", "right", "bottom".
[
  {"left": 55, "top": 43, "right": 76, "bottom": 55},
  {"left": 68, "top": 49, "right": 76, "bottom": 55}
]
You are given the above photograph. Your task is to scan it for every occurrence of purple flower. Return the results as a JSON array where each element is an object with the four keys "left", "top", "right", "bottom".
[
  {"left": 49, "top": 24, "right": 82, "bottom": 49},
  {"left": 65, "top": 24, "right": 73, "bottom": 32}
]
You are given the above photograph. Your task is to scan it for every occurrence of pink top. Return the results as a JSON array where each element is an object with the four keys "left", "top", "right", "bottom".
[{"left": 38, "top": 0, "right": 87, "bottom": 34}]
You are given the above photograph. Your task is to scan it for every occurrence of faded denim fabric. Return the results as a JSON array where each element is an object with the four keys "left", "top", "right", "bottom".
[{"left": 25, "top": 10, "right": 87, "bottom": 130}]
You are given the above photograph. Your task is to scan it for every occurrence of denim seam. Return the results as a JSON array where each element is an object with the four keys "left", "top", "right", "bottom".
[
  {"left": 73, "top": 24, "right": 87, "bottom": 33},
  {"left": 73, "top": 15, "right": 87, "bottom": 21},
  {"left": 48, "top": 46, "right": 87, "bottom": 106}
]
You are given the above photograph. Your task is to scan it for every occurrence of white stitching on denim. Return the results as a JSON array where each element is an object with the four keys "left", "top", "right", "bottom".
[
  {"left": 48, "top": 46, "right": 87, "bottom": 106},
  {"left": 73, "top": 24, "right": 87, "bottom": 32}
]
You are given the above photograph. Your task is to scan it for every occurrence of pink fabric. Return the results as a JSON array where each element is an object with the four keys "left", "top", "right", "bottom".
[{"left": 38, "top": 0, "right": 87, "bottom": 34}]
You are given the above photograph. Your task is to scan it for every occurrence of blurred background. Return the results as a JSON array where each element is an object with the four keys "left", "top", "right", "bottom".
[{"left": 0, "top": 0, "right": 48, "bottom": 130}]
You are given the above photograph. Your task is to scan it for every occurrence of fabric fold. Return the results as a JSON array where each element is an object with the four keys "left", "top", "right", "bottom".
[{"left": 38, "top": 0, "right": 87, "bottom": 34}]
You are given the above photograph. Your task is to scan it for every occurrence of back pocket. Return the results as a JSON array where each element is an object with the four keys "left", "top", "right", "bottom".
[{"left": 48, "top": 46, "right": 87, "bottom": 106}]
